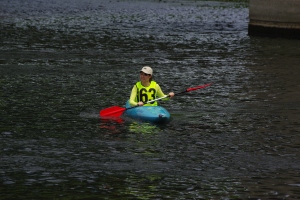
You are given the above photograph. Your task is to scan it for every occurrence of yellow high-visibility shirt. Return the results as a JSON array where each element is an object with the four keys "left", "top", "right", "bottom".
[{"left": 129, "top": 81, "right": 169, "bottom": 106}]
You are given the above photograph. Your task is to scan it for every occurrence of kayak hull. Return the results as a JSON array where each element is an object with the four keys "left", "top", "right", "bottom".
[{"left": 124, "top": 101, "right": 170, "bottom": 123}]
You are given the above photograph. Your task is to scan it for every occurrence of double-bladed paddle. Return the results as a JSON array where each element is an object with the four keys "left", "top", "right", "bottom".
[{"left": 100, "top": 83, "right": 212, "bottom": 118}]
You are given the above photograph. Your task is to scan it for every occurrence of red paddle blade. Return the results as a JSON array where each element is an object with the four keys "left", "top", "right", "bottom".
[
  {"left": 100, "top": 106, "right": 126, "bottom": 117},
  {"left": 186, "top": 83, "right": 212, "bottom": 92}
]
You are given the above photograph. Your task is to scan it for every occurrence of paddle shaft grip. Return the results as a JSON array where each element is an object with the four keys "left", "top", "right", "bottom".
[{"left": 145, "top": 95, "right": 169, "bottom": 104}]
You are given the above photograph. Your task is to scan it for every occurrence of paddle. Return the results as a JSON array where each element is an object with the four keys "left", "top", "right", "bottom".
[{"left": 100, "top": 83, "right": 212, "bottom": 118}]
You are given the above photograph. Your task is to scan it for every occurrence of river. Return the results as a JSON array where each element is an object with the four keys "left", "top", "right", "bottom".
[{"left": 1, "top": 0, "right": 300, "bottom": 199}]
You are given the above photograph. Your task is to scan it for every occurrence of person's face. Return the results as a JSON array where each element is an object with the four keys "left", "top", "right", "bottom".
[{"left": 140, "top": 71, "right": 151, "bottom": 81}]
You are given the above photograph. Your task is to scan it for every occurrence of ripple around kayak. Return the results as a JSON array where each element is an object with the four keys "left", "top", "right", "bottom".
[{"left": 123, "top": 101, "right": 171, "bottom": 124}]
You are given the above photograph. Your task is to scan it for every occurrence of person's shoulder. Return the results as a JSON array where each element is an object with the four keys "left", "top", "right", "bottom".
[
  {"left": 151, "top": 80, "right": 159, "bottom": 86},
  {"left": 154, "top": 81, "right": 161, "bottom": 88}
]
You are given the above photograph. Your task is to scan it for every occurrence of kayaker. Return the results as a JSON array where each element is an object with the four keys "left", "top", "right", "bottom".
[{"left": 129, "top": 66, "right": 175, "bottom": 106}]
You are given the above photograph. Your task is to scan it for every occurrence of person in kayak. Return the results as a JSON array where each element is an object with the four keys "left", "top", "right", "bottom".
[{"left": 129, "top": 66, "right": 175, "bottom": 106}]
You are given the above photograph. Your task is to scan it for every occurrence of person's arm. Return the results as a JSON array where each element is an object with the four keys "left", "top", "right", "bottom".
[
  {"left": 129, "top": 85, "right": 138, "bottom": 106},
  {"left": 156, "top": 84, "right": 166, "bottom": 98},
  {"left": 156, "top": 84, "right": 174, "bottom": 100}
]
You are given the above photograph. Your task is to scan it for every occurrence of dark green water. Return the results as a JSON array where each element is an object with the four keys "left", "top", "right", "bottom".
[{"left": 1, "top": 0, "right": 300, "bottom": 199}]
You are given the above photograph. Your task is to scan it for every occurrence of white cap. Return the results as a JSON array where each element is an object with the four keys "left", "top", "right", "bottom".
[{"left": 140, "top": 66, "right": 153, "bottom": 75}]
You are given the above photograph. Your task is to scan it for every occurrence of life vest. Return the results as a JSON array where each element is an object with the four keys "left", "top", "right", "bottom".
[{"left": 135, "top": 81, "right": 158, "bottom": 106}]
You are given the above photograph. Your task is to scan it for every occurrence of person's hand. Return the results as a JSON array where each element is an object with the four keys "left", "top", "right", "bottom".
[
  {"left": 169, "top": 92, "right": 175, "bottom": 98},
  {"left": 137, "top": 101, "right": 144, "bottom": 106}
]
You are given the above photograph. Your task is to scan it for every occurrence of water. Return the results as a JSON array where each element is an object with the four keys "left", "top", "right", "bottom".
[{"left": 1, "top": 0, "right": 300, "bottom": 199}]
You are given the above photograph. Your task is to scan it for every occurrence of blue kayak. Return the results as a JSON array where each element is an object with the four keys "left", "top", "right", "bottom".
[{"left": 123, "top": 101, "right": 170, "bottom": 123}]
